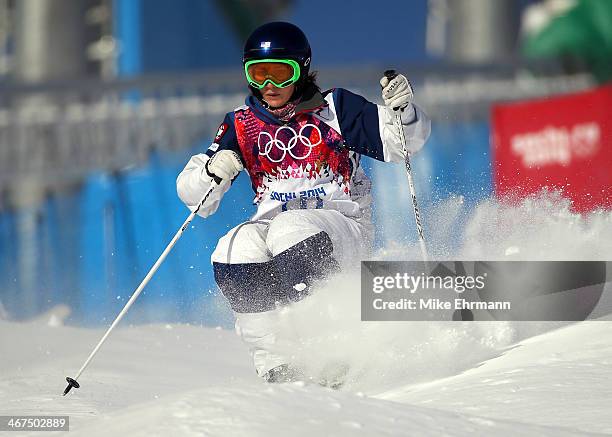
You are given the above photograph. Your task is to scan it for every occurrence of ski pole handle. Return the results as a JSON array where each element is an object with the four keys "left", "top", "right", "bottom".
[{"left": 384, "top": 69, "right": 398, "bottom": 80}]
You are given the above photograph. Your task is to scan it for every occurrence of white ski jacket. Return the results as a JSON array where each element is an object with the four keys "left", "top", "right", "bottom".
[{"left": 177, "top": 88, "right": 430, "bottom": 224}]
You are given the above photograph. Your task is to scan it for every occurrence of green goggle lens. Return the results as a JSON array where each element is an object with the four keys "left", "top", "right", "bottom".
[{"left": 244, "top": 59, "right": 301, "bottom": 89}]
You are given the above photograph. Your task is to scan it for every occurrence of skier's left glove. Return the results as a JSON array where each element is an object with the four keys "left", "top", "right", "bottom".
[{"left": 380, "top": 74, "right": 414, "bottom": 112}]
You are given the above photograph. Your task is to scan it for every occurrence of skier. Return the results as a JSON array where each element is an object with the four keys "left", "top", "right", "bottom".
[{"left": 177, "top": 22, "right": 430, "bottom": 383}]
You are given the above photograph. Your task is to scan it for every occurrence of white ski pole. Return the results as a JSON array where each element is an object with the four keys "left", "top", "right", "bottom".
[
  {"left": 63, "top": 184, "right": 217, "bottom": 395},
  {"left": 384, "top": 70, "right": 428, "bottom": 262}
]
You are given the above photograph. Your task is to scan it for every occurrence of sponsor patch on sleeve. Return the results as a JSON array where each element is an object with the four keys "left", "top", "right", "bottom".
[
  {"left": 208, "top": 143, "right": 220, "bottom": 152},
  {"left": 214, "top": 122, "right": 229, "bottom": 142}
]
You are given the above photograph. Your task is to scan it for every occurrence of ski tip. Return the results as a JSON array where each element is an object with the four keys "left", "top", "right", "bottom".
[{"left": 63, "top": 376, "right": 80, "bottom": 396}]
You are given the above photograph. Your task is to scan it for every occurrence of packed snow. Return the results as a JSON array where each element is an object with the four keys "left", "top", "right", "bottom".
[{"left": 1, "top": 193, "right": 612, "bottom": 436}]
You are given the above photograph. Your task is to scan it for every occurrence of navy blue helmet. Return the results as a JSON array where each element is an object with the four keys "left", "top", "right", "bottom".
[{"left": 243, "top": 22, "right": 312, "bottom": 84}]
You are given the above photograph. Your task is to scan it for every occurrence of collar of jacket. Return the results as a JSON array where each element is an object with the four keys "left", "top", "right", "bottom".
[{"left": 244, "top": 90, "right": 327, "bottom": 125}]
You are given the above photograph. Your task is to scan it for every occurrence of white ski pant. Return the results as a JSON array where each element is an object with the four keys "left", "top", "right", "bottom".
[{"left": 211, "top": 209, "right": 370, "bottom": 376}]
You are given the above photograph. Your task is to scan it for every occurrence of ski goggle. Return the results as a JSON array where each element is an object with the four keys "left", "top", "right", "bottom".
[{"left": 244, "top": 59, "right": 301, "bottom": 89}]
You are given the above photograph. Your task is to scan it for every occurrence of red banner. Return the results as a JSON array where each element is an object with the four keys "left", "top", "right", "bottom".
[{"left": 492, "top": 84, "right": 612, "bottom": 212}]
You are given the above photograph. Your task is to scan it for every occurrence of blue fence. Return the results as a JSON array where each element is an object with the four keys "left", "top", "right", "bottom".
[
  {"left": 369, "top": 121, "right": 492, "bottom": 250},
  {"left": 0, "top": 122, "right": 492, "bottom": 326}
]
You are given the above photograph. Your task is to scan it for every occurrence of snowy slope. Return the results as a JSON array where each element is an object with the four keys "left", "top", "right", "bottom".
[
  {"left": 380, "top": 317, "right": 612, "bottom": 434},
  {"left": 1, "top": 314, "right": 611, "bottom": 436},
  {"left": 2, "top": 194, "right": 612, "bottom": 436}
]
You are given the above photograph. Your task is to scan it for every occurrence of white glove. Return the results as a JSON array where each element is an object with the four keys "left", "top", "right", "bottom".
[
  {"left": 380, "top": 74, "right": 414, "bottom": 111},
  {"left": 205, "top": 150, "right": 243, "bottom": 183}
]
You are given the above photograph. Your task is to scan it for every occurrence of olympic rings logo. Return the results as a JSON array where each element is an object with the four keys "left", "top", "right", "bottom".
[{"left": 257, "top": 124, "right": 322, "bottom": 163}]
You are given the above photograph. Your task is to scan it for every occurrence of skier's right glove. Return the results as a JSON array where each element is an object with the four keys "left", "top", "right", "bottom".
[{"left": 205, "top": 150, "right": 244, "bottom": 184}]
